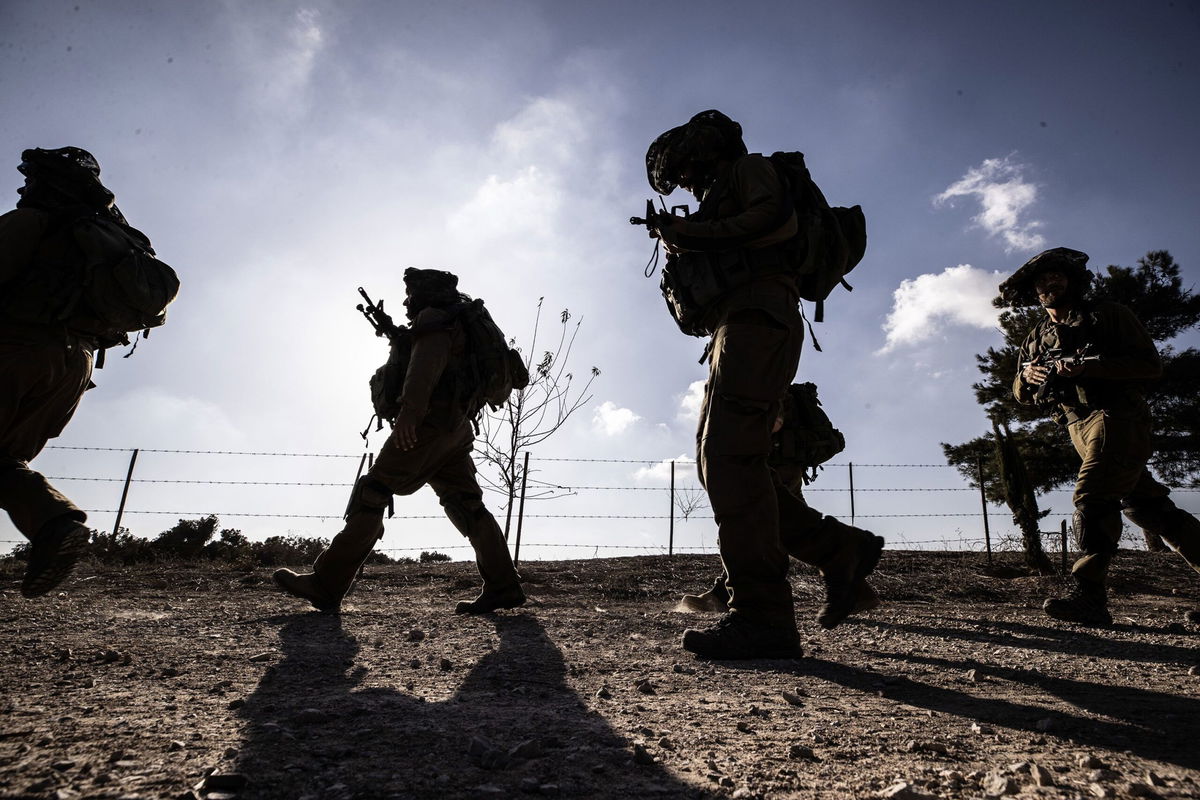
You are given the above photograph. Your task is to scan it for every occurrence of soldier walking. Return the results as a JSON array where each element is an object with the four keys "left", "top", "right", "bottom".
[
  {"left": 1, "top": 147, "right": 169, "bottom": 596},
  {"left": 641, "top": 110, "right": 883, "bottom": 659},
  {"left": 274, "top": 269, "right": 525, "bottom": 615},
  {"left": 1004, "top": 247, "right": 1200, "bottom": 625}
]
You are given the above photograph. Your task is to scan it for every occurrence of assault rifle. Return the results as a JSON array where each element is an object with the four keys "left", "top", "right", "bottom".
[
  {"left": 1022, "top": 345, "right": 1100, "bottom": 404},
  {"left": 630, "top": 199, "right": 689, "bottom": 277},
  {"left": 356, "top": 286, "right": 407, "bottom": 342}
]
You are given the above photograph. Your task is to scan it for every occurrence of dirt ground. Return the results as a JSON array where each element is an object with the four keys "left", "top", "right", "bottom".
[{"left": 1, "top": 550, "right": 1199, "bottom": 800}]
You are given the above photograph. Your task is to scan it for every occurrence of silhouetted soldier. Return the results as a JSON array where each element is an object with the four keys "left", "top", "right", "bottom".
[
  {"left": 1005, "top": 247, "right": 1200, "bottom": 625},
  {"left": 274, "top": 269, "right": 525, "bottom": 614},
  {"left": 1, "top": 147, "right": 150, "bottom": 596},
  {"left": 642, "top": 111, "right": 883, "bottom": 659}
]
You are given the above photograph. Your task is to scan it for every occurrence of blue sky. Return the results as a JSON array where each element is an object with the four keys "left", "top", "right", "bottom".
[{"left": 2, "top": 0, "right": 1198, "bottom": 558}]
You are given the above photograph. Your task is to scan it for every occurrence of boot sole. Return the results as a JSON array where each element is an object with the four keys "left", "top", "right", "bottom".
[
  {"left": 21, "top": 526, "right": 90, "bottom": 598},
  {"left": 681, "top": 630, "right": 804, "bottom": 660}
]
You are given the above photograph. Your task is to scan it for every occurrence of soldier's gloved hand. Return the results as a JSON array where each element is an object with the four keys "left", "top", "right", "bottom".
[
  {"left": 393, "top": 408, "right": 422, "bottom": 450},
  {"left": 655, "top": 214, "right": 685, "bottom": 252},
  {"left": 1023, "top": 364, "right": 1050, "bottom": 386}
]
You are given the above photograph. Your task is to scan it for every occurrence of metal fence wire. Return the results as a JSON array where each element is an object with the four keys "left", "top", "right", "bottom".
[{"left": 0, "top": 445, "right": 1193, "bottom": 562}]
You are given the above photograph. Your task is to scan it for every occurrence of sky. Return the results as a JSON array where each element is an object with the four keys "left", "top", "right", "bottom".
[{"left": 2, "top": 0, "right": 1199, "bottom": 560}]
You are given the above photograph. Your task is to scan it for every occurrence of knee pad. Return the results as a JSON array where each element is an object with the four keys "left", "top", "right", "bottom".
[
  {"left": 344, "top": 476, "right": 393, "bottom": 519},
  {"left": 441, "top": 493, "right": 485, "bottom": 537}
]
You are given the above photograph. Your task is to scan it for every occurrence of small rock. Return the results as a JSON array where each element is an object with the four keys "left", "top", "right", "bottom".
[
  {"left": 1145, "top": 771, "right": 1167, "bottom": 787},
  {"left": 1089, "top": 769, "right": 1121, "bottom": 783},
  {"left": 1078, "top": 755, "right": 1107, "bottom": 770},
  {"left": 538, "top": 784, "right": 560, "bottom": 796},
  {"left": 161, "top": 667, "right": 181, "bottom": 678},
  {"left": 1031, "top": 763, "right": 1055, "bottom": 787},
  {"left": 508, "top": 739, "right": 542, "bottom": 760},
  {"left": 878, "top": 781, "right": 929, "bottom": 799},
  {"left": 788, "top": 744, "right": 816, "bottom": 760},
  {"left": 736, "top": 721, "right": 753, "bottom": 733},
  {"left": 632, "top": 743, "right": 655, "bottom": 765},
  {"left": 1189, "top": 665, "right": 1198, "bottom": 677},
  {"left": 408, "top": 657, "right": 421, "bottom": 669},
  {"left": 1009, "top": 761, "right": 1030, "bottom": 774},
  {"left": 672, "top": 663, "right": 696, "bottom": 675},
  {"left": 964, "top": 668, "right": 978, "bottom": 682},
  {"left": 1088, "top": 784, "right": 1115, "bottom": 799},
  {"left": 982, "top": 772, "right": 1017, "bottom": 796},
  {"left": 1127, "top": 784, "right": 1162, "bottom": 799},
  {"left": 248, "top": 652, "right": 273, "bottom": 663},
  {"left": 732, "top": 790, "right": 754, "bottom": 799},
  {"left": 518, "top": 776, "right": 540, "bottom": 793},
  {"left": 595, "top": 686, "right": 612, "bottom": 699},
  {"left": 226, "top": 698, "right": 245, "bottom": 710},
  {"left": 781, "top": 691, "right": 804, "bottom": 706},
  {"left": 719, "top": 776, "right": 735, "bottom": 788},
  {"left": 101, "top": 649, "right": 121, "bottom": 663},
  {"left": 293, "top": 707, "right": 329, "bottom": 724},
  {"left": 969, "top": 722, "right": 993, "bottom": 735},
  {"left": 658, "top": 737, "right": 675, "bottom": 751},
  {"left": 223, "top": 747, "right": 239, "bottom": 759},
  {"left": 439, "top": 658, "right": 453, "bottom": 671},
  {"left": 51, "top": 760, "right": 76, "bottom": 771},
  {"left": 408, "top": 629, "right": 426, "bottom": 642},
  {"left": 635, "top": 679, "right": 656, "bottom": 695},
  {"left": 106, "top": 750, "right": 128, "bottom": 763},
  {"left": 168, "top": 740, "right": 186, "bottom": 751}
]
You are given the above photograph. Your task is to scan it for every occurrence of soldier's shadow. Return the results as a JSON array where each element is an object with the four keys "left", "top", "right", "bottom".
[
  {"left": 236, "top": 613, "right": 709, "bottom": 799},
  {"left": 756, "top": 650, "right": 1200, "bottom": 771}
]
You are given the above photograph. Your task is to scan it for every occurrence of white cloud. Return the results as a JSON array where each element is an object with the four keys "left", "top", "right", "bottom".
[
  {"left": 226, "top": 6, "right": 327, "bottom": 119},
  {"left": 676, "top": 380, "right": 706, "bottom": 423},
  {"left": 592, "top": 401, "right": 641, "bottom": 436},
  {"left": 935, "top": 155, "right": 1047, "bottom": 253},
  {"left": 878, "top": 264, "right": 1007, "bottom": 352},
  {"left": 633, "top": 454, "right": 692, "bottom": 483}
]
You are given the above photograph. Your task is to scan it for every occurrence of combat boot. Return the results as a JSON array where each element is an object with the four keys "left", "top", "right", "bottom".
[
  {"left": 456, "top": 524, "right": 525, "bottom": 614},
  {"left": 455, "top": 584, "right": 526, "bottom": 614},
  {"left": 679, "top": 573, "right": 730, "bottom": 613},
  {"left": 1042, "top": 577, "right": 1112, "bottom": 626},
  {"left": 681, "top": 612, "right": 803, "bottom": 660},
  {"left": 21, "top": 517, "right": 90, "bottom": 598},
  {"left": 817, "top": 533, "right": 885, "bottom": 629},
  {"left": 273, "top": 569, "right": 341, "bottom": 613}
]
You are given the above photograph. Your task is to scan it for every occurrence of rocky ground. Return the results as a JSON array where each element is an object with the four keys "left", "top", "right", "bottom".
[{"left": 1, "top": 550, "right": 1199, "bottom": 800}]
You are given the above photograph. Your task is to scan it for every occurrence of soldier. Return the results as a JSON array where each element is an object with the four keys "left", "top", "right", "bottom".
[
  {"left": 680, "top": 388, "right": 882, "bottom": 625},
  {"left": 274, "top": 268, "right": 525, "bottom": 615},
  {"left": 643, "top": 110, "right": 884, "bottom": 658},
  {"left": 1004, "top": 247, "right": 1200, "bottom": 626},
  {"left": 0, "top": 147, "right": 129, "bottom": 597}
]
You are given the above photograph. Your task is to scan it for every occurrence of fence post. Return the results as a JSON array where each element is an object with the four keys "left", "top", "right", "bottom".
[
  {"left": 513, "top": 451, "right": 530, "bottom": 565},
  {"left": 977, "top": 457, "right": 992, "bottom": 565},
  {"left": 668, "top": 460, "right": 675, "bottom": 556},
  {"left": 111, "top": 448, "right": 139, "bottom": 536},
  {"left": 1060, "top": 518, "right": 1069, "bottom": 574},
  {"left": 848, "top": 462, "right": 855, "bottom": 526}
]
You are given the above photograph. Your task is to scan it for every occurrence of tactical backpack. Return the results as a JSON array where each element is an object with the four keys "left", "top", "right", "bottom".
[
  {"left": 769, "top": 382, "right": 845, "bottom": 485},
  {"left": 0, "top": 211, "right": 179, "bottom": 343},
  {"left": 767, "top": 151, "right": 866, "bottom": 322},
  {"left": 457, "top": 298, "right": 530, "bottom": 414},
  {"left": 367, "top": 299, "right": 529, "bottom": 425},
  {"left": 655, "top": 153, "right": 865, "bottom": 336}
]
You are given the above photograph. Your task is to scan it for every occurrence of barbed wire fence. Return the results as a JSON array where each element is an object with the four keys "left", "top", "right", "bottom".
[{"left": 2, "top": 445, "right": 1196, "bottom": 566}]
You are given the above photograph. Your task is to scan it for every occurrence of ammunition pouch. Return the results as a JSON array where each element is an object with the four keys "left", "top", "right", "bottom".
[{"left": 660, "top": 246, "right": 790, "bottom": 337}]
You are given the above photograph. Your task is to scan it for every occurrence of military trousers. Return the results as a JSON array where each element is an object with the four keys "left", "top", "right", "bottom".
[
  {"left": 0, "top": 325, "right": 92, "bottom": 539},
  {"left": 1067, "top": 409, "right": 1200, "bottom": 582},
  {"left": 697, "top": 307, "right": 804, "bottom": 626},
  {"left": 311, "top": 418, "right": 519, "bottom": 600}
]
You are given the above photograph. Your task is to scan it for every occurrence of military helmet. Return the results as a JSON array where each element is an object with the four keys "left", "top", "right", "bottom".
[
  {"left": 17, "top": 146, "right": 116, "bottom": 211},
  {"left": 645, "top": 109, "right": 748, "bottom": 195},
  {"left": 403, "top": 268, "right": 461, "bottom": 311},
  {"left": 998, "top": 247, "right": 1093, "bottom": 306}
]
